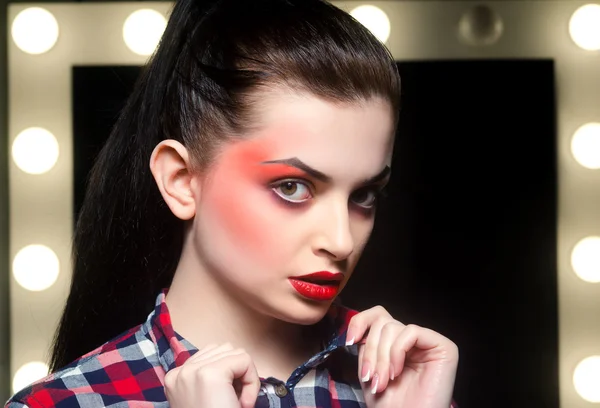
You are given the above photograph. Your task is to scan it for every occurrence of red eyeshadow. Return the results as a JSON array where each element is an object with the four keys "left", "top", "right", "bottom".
[
  {"left": 253, "top": 164, "right": 307, "bottom": 183},
  {"left": 202, "top": 140, "right": 296, "bottom": 261}
]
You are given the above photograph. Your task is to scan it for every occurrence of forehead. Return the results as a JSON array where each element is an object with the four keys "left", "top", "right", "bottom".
[{"left": 239, "top": 91, "right": 396, "bottom": 173}]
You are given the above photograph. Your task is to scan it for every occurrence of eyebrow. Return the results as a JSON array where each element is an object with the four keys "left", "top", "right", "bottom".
[
  {"left": 363, "top": 165, "right": 391, "bottom": 185},
  {"left": 261, "top": 157, "right": 331, "bottom": 182},
  {"left": 261, "top": 157, "right": 391, "bottom": 185}
]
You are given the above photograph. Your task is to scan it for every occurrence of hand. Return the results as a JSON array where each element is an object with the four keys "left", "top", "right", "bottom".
[
  {"left": 346, "top": 306, "right": 458, "bottom": 408},
  {"left": 164, "top": 343, "right": 261, "bottom": 408}
]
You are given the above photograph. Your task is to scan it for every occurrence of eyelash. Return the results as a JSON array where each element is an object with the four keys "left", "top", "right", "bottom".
[
  {"left": 270, "top": 179, "right": 388, "bottom": 210},
  {"left": 271, "top": 179, "right": 313, "bottom": 204},
  {"left": 351, "top": 187, "right": 388, "bottom": 210}
]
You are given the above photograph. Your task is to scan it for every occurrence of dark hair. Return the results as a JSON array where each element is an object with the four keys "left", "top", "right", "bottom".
[{"left": 50, "top": 0, "right": 400, "bottom": 371}]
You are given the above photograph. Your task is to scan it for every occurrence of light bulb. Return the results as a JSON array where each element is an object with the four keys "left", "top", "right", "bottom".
[
  {"left": 13, "top": 245, "right": 60, "bottom": 291},
  {"left": 12, "top": 362, "right": 49, "bottom": 394},
  {"left": 123, "top": 9, "right": 167, "bottom": 56},
  {"left": 11, "top": 7, "right": 59, "bottom": 54},
  {"left": 571, "top": 237, "right": 600, "bottom": 283},
  {"left": 571, "top": 123, "right": 600, "bottom": 169},
  {"left": 458, "top": 5, "right": 503, "bottom": 46},
  {"left": 569, "top": 4, "right": 600, "bottom": 51},
  {"left": 574, "top": 356, "right": 600, "bottom": 402},
  {"left": 12, "top": 128, "right": 59, "bottom": 174},
  {"left": 350, "top": 5, "right": 391, "bottom": 44}
]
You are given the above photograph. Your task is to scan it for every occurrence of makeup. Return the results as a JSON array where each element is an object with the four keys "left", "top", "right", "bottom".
[{"left": 288, "top": 271, "right": 343, "bottom": 301}]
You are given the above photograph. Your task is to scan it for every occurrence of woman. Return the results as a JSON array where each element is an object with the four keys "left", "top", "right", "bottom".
[{"left": 6, "top": 0, "right": 459, "bottom": 406}]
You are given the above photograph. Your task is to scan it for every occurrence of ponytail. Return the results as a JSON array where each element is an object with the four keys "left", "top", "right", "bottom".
[{"left": 49, "top": 0, "right": 218, "bottom": 371}]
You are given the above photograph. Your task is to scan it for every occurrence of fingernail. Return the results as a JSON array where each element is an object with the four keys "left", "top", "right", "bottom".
[
  {"left": 371, "top": 373, "right": 379, "bottom": 394},
  {"left": 361, "top": 363, "right": 371, "bottom": 382},
  {"left": 390, "top": 366, "right": 395, "bottom": 381},
  {"left": 345, "top": 336, "right": 355, "bottom": 346}
]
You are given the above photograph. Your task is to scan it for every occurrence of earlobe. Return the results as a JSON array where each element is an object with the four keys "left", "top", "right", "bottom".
[{"left": 149, "top": 140, "right": 197, "bottom": 220}]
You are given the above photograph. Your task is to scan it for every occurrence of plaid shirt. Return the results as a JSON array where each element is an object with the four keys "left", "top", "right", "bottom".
[{"left": 6, "top": 290, "right": 459, "bottom": 408}]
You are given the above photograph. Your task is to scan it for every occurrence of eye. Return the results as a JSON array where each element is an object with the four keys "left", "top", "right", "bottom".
[
  {"left": 272, "top": 181, "right": 312, "bottom": 203},
  {"left": 350, "top": 188, "right": 379, "bottom": 209}
]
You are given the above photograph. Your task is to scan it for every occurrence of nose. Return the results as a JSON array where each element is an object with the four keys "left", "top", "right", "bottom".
[{"left": 312, "top": 201, "right": 354, "bottom": 261}]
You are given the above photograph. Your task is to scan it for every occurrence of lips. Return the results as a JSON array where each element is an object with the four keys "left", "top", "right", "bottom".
[
  {"left": 289, "top": 271, "right": 343, "bottom": 301},
  {"left": 292, "top": 271, "right": 343, "bottom": 283}
]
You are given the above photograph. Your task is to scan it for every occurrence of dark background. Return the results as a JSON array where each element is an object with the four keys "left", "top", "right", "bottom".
[{"left": 73, "top": 60, "right": 558, "bottom": 408}]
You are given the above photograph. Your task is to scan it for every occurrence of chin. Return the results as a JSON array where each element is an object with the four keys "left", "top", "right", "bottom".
[{"left": 275, "top": 296, "right": 334, "bottom": 326}]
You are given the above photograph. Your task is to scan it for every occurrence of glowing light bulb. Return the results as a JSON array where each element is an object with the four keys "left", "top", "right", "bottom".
[
  {"left": 11, "top": 7, "right": 59, "bottom": 54},
  {"left": 574, "top": 356, "right": 600, "bottom": 402},
  {"left": 13, "top": 245, "right": 60, "bottom": 291},
  {"left": 123, "top": 9, "right": 167, "bottom": 56},
  {"left": 571, "top": 237, "right": 600, "bottom": 283},
  {"left": 12, "top": 128, "right": 60, "bottom": 174},
  {"left": 12, "top": 362, "right": 49, "bottom": 394},
  {"left": 350, "top": 5, "right": 391, "bottom": 44},
  {"left": 571, "top": 123, "right": 600, "bottom": 169},
  {"left": 569, "top": 4, "right": 600, "bottom": 51}
]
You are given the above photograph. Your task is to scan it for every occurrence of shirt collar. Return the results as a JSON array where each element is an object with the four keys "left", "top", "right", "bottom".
[{"left": 142, "top": 289, "right": 359, "bottom": 379}]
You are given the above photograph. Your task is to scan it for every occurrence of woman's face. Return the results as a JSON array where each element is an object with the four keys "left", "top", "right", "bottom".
[{"left": 191, "top": 91, "right": 395, "bottom": 325}]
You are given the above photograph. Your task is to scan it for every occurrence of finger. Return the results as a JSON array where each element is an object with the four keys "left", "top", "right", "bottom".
[
  {"left": 163, "top": 367, "right": 179, "bottom": 392},
  {"left": 237, "top": 362, "right": 261, "bottom": 408},
  {"left": 346, "top": 306, "right": 392, "bottom": 346},
  {"left": 389, "top": 324, "right": 427, "bottom": 378},
  {"left": 178, "top": 350, "right": 260, "bottom": 407},
  {"left": 372, "top": 321, "right": 404, "bottom": 394},
  {"left": 380, "top": 321, "right": 406, "bottom": 383},
  {"left": 197, "top": 343, "right": 220, "bottom": 353},
  {"left": 187, "top": 343, "right": 234, "bottom": 363},
  {"left": 358, "top": 315, "right": 390, "bottom": 383},
  {"left": 198, "top": 343, "right": 234, "bottom": 356},
  {"left": 358, "top": 341, "right": 365, "bottom": 383},
  {"left": 191, "top": 348, "right": 248, "bottom": 368},
  {"left": 217, "top": 353, "right": 261, "bottom": 408},
  {"left": 397, "top": 326, "right": 458, "bottom": 364}
]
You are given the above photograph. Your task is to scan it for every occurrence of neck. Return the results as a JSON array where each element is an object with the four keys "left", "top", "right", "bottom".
[{"left": 165, "top": 249, "right": 321, "bottom": 380}]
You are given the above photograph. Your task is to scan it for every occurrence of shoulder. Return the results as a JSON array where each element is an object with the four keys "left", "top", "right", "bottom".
[{"left": 5, "top": 325, "right": 165, "bottom": 408}]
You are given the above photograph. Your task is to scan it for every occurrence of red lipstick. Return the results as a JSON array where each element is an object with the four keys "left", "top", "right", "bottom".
[{"left": 289, "top": 271, "right": 343, "bottom": 301}]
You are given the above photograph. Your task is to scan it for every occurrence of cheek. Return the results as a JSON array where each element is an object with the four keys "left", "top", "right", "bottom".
[
  {"left": 202, "top": 170, "right": 291, "bottom": 265},
  {"left": 350, "top": 216, "right": 375, "bottom": 258}
]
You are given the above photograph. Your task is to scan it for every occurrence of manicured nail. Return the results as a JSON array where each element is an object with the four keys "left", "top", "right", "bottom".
[
  {"left": 361, "top": 362, "right": 371, "bottom": 382},
  {"left": 345, "top": 336, "right": 355, "bottom": 346},
  {"left": 390, "top": 366, "right": 395, "bottom": 381},
  {"left": 371, "top": 373, "right": 379, "bottom": 394}
]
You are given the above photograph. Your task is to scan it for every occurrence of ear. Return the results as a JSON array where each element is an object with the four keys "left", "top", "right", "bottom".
[{"left": 149, "top": 140, "right": 197, "bottom": 220}]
